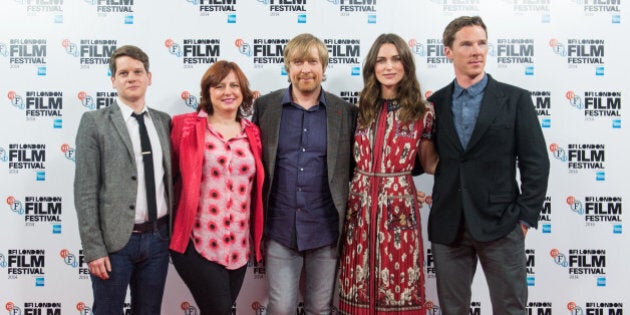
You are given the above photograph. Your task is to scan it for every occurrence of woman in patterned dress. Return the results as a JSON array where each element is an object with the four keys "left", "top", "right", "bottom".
[
  {"left": 169, "top": 61, "right": 264, "bottom": 314},
  {"left": 339, "top": 33, "right": 438, "bottom": 315}
]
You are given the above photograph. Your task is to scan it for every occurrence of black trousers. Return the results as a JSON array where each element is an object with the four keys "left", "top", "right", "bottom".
[{"left": 171, "top": 241, "right": 247, "bottom": 315}]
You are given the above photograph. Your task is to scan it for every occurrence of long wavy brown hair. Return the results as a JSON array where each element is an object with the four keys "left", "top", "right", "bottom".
[{"left": 358, "top": 33, "right": 426, "bottom": 128}]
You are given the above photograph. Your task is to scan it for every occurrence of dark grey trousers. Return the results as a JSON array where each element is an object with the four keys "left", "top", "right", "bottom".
[{"left": 432, "top": 224, "right": 528, "bottom": 315}]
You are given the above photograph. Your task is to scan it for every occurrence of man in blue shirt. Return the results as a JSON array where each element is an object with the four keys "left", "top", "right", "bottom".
[
  {"left": 252, "top": 33, "right": 357, "bottom": 314},
  {"left": 427, "top": 16, "right": 550, "bottom": 315}
]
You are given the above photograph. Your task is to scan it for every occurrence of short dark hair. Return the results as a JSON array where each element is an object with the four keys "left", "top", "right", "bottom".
[
  {"left": 109, "top": 45, "right": 150, "bottom": 75},
  {"left": 442, "top": 16, "right": 487, "bottom": 49}
]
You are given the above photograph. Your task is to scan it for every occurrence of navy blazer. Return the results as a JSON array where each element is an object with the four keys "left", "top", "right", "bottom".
[{"left": 427, "top": 74, "right": 550, "bottom": 244}]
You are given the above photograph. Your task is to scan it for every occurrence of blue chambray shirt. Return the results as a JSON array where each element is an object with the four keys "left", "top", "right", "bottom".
[
  {"left": 265, "top": 87, "right": 338, "bottom": 251},
  {"left": 451, "top": 74, "right": 488, "bottom": 149}
]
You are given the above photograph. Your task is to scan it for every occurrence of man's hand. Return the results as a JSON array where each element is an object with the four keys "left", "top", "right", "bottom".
[
  {"left": 520, "top": 223, "right": 528, "bottom": 237},
  {"left": 88, "top": 256, "right": 112, "bottom": 280},
  {"left": 416, "top": 191, "right": 432, "bottom": 208}
]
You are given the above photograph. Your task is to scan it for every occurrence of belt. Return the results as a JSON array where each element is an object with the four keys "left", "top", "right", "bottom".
[
  {"left": 356, "top": 169, "right": 412, "bottom": 177},
  {"left": 133, "top": 215, "right": 169, "bottom": 234}
]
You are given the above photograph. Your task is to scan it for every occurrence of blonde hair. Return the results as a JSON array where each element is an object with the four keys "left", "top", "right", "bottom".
[{"left": 283, "top": 33, "right": 329, "bottom": 73}]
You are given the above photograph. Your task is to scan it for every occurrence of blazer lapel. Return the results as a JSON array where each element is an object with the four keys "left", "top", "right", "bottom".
[
  {"left": 264, "top": 92, "right": 284, "bottom": 179},
  {"left": 326, "top": 94, "right": 341, "bottom": 180},
  {"left": 109, "top": 102, "right": 135, "bottom": 161},
  {"left": 435, "top": 84, "right": 465, "bottom": 153},
  {"left": 149, "top": 109, "right": 170, "bottom": 168},
  {"left": 466, "top": 76, "right": 505, "bottom": 151}
]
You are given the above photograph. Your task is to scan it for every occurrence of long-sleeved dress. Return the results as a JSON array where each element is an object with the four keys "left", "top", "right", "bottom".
[{"left": 339, "top": 99, "right": 433, "bottom": 315}]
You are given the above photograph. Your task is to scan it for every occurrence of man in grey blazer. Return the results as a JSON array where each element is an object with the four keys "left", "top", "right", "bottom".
[
  {"left": 74, "top": 45, "right": 172, "bottom": 314},
  {"left": 427, "top": 17, "right": 550, "bottom": 315},
  {"left": 252, "top": 33, "right": 357, "bottom": 314}
]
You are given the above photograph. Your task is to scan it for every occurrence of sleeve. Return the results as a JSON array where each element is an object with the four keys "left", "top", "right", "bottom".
[
  {"left": 348, "top": 103, "right": 359, "bottom": 180},
  {"left": 421, "top": 103, "right": 435, "bottom": 141},
  {"left": 170, "top": 115, "right": 184, "bottom": 209},
  {"left": 514, "top": 89, "right": 551, "bottom": 228},
  {"left": 252, "top": 98, "right": 261, "bottom": 126},
  {"left": 73, "top": 112, "right": 108, "bottom": 262}
]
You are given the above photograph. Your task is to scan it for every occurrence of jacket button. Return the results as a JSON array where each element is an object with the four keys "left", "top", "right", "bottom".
[
  {"left": 129, "top": 205, "right": 135, "bottom": 210},
  {"left": 131, "top": 175, "right": 137, "bottom": 180}
]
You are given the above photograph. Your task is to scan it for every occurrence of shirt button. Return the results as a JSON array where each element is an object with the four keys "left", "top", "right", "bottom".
[
  {"left": 300, "top": 167, "right": 304, "bottom": 171},
  {"left": 302, "top": 148, "right": 306, "bottom": 152},
  {"left": 303, "top": 128, "right": 307, "bottom": 132}
]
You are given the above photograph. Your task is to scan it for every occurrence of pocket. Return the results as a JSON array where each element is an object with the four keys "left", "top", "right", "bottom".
[
  {"left": 486, "top": 123, "right": 513, "bottom": 146},
  {"left": 489, "top": 193, "right": 514, "bottom": 203},
  {"left": 157, "top": 224, "right": 170, "bottom": 242},
  {"left": 488, "top": 123, "right": 511, "bottom": 130},
  {"left": 346, "top": 191, "right": 363, "bottom": 227},
  {"left": 385, "top": 195, "right": 418, "bottom": 231},
  {"left": 511, "top": 223, "right": 525, "bottom": 240}
]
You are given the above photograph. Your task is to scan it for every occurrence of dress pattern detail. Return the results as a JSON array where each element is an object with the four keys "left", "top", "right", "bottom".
[{"left": 339, "top": 99, "right": 433, "bottom": 315}]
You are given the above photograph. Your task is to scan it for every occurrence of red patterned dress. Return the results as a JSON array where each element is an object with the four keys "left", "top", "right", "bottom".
[{"left": 339, "top": 99, "right": 433, "bottom": 315}]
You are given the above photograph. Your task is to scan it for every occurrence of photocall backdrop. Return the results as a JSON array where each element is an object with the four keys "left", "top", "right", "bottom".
[{"left": 0, "top": 1, "right": 627, "bottom": 314}]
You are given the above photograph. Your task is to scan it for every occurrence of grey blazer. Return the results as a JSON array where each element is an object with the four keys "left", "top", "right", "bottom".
[
  {"left": 73, "top": 101, "right": 173, "bottom": 263},
  {"left": 428, "top": 74, "right": 550, "bottom": 245},
  {"left": 252, "top": 88, "right": 357, "bottom": 242}
]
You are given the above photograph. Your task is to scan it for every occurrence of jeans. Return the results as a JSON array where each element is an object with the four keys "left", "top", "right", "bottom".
[
  {"left": 265, "top": 239, "right": 338, "bottom": 315},
  {"left": 171, "top": 241, "right": 247, "bottom": 315},
  {"left": 90, "top": 224, "right": 170, "bottom": 315}
]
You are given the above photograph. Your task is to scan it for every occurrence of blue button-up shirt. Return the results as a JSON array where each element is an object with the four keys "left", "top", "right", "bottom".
[
  {"left": 451, "top": 74, "right": 488, "bottom": 149},
  {"left": 266, "top": 88, "right": 338, "bottom": 251}
]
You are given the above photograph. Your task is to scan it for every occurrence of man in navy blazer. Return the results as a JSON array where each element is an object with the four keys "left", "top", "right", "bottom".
[
  {"left": 427, "top": 16, "right": 549, "bottom": 315},
  {"left": 74, "top": 45, "right": 172, "bottom": 314},
  {"left": 252, "top": 33, "right": 357, "bottom": 314}
]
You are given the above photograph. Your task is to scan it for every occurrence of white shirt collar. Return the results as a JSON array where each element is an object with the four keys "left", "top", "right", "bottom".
[{"left": 117, "top": 97, "right": 149, "bottom": 121}]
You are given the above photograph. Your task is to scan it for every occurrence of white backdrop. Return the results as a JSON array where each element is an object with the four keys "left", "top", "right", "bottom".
[{"left": 0, "top": 1, "right": 627, "bottom": 314}]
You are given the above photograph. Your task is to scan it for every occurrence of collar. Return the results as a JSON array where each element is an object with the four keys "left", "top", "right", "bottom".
[
  {"left": 453, "top": 73, "right": 488, "bottom": 98},
  {"left": 117, "top": 98, "right": 149, "bottom": 121},
  {"left": 381, "top": 99, "right": 400, "bottom": 112},
  {"left": 199, "top": 109, "right": 251, "bottom": 129},
  {"left": 196, "top": 109, "right": 209, "bottom": 118},
  {"left": 281, "top": 85, "right": 327, "bottom": 108}
]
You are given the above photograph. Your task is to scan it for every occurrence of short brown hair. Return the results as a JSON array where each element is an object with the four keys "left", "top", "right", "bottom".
[
  {"left": 197, "top": 60, "right": 254, "bottom": 120},
  {"left": 442, "top": 16, "right": 487, "bottom": 49},
  {"left": 283, "top": 33, "right": 329, "bottom": 73},
  {"left": 109, "top": 45, "right": 150, "bottom": 75}
]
